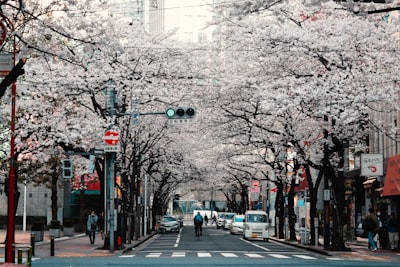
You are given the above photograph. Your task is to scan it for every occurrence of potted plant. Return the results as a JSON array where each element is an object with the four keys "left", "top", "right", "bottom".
[
  {"left": 31, "top": 222, "right": 44, "bottom": 242},
  {"left": 49, "top": 220, "right": 61, "bottom": 238},
  {"left": 63, "top": 219, "right": 74, "bottom": 237}
]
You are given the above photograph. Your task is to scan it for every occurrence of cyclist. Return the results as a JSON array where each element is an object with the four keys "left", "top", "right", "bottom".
[{"left": 194, "top": 212, "right": 204, "bottom": 236}]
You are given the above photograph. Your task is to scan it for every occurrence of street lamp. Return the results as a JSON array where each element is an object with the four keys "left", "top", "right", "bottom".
[{"left": 23, "top": 179, "right": 27, "bottom": 232}]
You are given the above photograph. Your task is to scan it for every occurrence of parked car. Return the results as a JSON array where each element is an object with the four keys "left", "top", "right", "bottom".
[
  {"left": 223, "top": 212, "right": 237, "bottom": 230},
  {"left": 230, "top": 214, "right": 245, "bottom": 235},
  {"left": 243, "top": 210, "right": 269, "bottom": 241},
  {"left": 216, "top": 212, "right": 225, "bottom": 229},
  {"left": 159, "top": 215, "right": 180, "bottom": 233}
]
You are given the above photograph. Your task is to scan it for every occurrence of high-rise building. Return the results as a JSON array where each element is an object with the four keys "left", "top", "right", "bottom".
[
  {"left": 109, "top": 0, "right": 146, "bottom": 25},
  {"left": 147, "top": 0, "right": 217, "bottom": 43}
]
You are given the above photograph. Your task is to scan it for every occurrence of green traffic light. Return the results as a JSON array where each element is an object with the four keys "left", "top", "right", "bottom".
[{"left": 166, "top": 108, "right": 175, "bottom": 118}]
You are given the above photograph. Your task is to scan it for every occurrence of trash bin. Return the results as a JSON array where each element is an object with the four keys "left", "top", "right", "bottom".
[{"left": 300, "top": 228, "right": 310, "bottom": 244}]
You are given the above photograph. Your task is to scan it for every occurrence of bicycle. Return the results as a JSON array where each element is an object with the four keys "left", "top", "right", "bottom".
[{"left": 195, "top": 224, "right": 201, "bottom": 240}]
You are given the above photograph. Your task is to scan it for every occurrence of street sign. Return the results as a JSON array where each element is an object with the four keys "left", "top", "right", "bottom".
[
  {"left": 103, "top": 130, "right": 120, "bottom": 145},
  {"left": 104, "top": 145, "right": 120, "bottom": 153}
]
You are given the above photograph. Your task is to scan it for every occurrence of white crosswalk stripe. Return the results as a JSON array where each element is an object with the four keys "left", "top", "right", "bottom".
[
  {"left": 121, "top": 252, "right": 336, "bottom": 260},
  {"left": 146, "top": 252, "right": 162, "bottom": 258},
  {"left": 245, "top": 253, "right": 264, "bottom": 258},
  {"left": 269, "top": 253, "right": 290, "bottom": 259},
  {"left": 198, "top": 252, "right": 212, "bottom": 257},
  {"left": 221, "top": 252, "right": 238, "bottom": 257},
  {"left": 293, "top": 254, "right": 317, "bottom": 260},
  {"left": 172, "top": 252, "right": 186, "bottom": 257}
]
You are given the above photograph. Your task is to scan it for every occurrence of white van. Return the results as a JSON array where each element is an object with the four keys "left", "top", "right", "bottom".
[{"left": 243, "top": 210, "right": 269, "bottom": 241}]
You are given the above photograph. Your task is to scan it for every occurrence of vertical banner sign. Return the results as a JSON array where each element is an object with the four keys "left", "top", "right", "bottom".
[
  {"left": 360, "top": 154, "right": 383, "bottom": 176},
  {"left": 0, "top": 20, "right": 7, "bottom": 46},
  {"left": 382, "top": 154, "right": 400, "bottom": 197}
]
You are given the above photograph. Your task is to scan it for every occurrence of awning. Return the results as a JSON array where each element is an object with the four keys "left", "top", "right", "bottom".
[
  {"left": 382, "top": 154, "right": 400, "bottom": 197},
  {"left": 363, "top": 177, "right": 377, "bottom": 189}
]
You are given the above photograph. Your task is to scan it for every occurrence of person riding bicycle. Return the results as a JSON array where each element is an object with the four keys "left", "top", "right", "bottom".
[{"left": 194, "top": 212, "right": 204, "bottom": 236}]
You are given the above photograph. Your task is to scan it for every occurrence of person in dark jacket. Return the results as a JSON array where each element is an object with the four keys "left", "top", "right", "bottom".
[
  {"left": 364, "top": 208, "right": 379, "bottom": 252},
  {"left": 387, "top": 212, "right": 400, "bottom": 250},
  {"left": 97, "top": 212, "right": 105, "bottom": 240},
  {"left": 194, "top": 212, "right": 204, "bottom": 236},
  {"left": 87, "top": 211, "right": 98, "bottom": 244}
]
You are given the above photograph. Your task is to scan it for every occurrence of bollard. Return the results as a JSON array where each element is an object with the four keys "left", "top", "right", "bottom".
[
  {"left": 50, "top": 234, "right": 55, "bottom": 256},
  {"left": 17, "top": 249, "right": 22, "bottom": 265},
  {"left": 30, "top": 233, "right": 35, "bottom": 256},
  {"left": 17, "top": 247, "right": 32, "bottom": 266},
  {"left": 27, "top": 246, "right": 32, "bottom": 266}
]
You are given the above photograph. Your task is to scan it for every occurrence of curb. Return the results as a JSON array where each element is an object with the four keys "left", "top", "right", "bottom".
[
  {"left": 120, "top": 231, "right": 159, "bottom": 255},
  {"left": 34, "top": 233, "right": 86, "bottom": 247}
]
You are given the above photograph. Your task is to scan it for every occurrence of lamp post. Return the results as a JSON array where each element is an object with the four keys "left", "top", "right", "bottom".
[{"left": 23, "top": 179, "right": 27, "bottom": 232}]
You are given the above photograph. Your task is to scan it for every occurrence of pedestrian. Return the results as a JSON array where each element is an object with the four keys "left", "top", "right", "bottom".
[
  {"left": 386, "top": 212, "right": 400, "bottom": 250},
  {"left": 87, "top": 210, "right": 98, "bottom": 244},
  {"left": 363, "top": 208, "right": 379, "bottom": 251},
  {"left": 204, "top": 214, "right": 209, "bottom": 226},
  {"left": 377, "top": 209, "right": 388, "bottom": 249},
  {"left": 211, "top": 214, "right": 217, "bottom": 225},
  {"left": 97, "top": 211, "right": 105, "bottom": 240}
]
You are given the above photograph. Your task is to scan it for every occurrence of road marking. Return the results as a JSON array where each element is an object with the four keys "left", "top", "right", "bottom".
[
  {"left": 198, "top": 252, "right": 212, "bottom": 257},
  {"left": 174, "top": 228, "right": 182, "bottom": 247},
  {"left": 221, "top": 253, "right": 238, "bottom": 257},
  {"left": 326, "top": 257, "right": 343, "bottom": 260},
  {"left": 146, "top": 252, "right": 162, "bottom": 258},
  {"left": 245, "top": 253, "right": 264, "bottom": 258},
  {"left": 172, "top": 252, "right": 185, "bottom": 257},
  {"left": 293, "top": 254, "right": 317, "bottom": 260},
  {"left": 269, "top": 253, "right": 290, "bottom": 259},
  {"left": 240, "top": 238, "right": 270, "bottom": 251},
  {"left": 120, "top": 255, "right": 135, "bottom": 258}
]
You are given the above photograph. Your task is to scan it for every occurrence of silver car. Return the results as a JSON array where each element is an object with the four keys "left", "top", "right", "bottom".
[
  {"left": 230, "top": 214, "right": 245, "bottom": 234},
  {"left": 223, "top": 213, "right": 237, "bottom": 230},
  {"left": 159, "top": 216, "right": 180, "bottom": 233}
]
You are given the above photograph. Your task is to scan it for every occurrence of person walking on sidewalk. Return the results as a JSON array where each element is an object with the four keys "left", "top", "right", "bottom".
[
  {"left": 97, "top": 212, "right": 105, "bottom": 240},
  {"left": 87, "top": 211, "right": 98, "bottom": 245},
  {"left": 387, "top": 212, "right": 400, "bottom": 250},
  {"left": 363, "top": 208, "right": 379, "bottom": 252}
]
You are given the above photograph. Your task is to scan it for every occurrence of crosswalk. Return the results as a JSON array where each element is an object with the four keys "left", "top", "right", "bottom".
[{"left": 120, "top": 251, "right": 332, "bottom": 260}]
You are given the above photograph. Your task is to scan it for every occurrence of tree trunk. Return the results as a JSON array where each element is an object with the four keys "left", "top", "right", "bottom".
[
  {"left": 51, "top": 173, "right": 58, "bottom": 221},
  {"left": 275, "top": 181, "right": 285, "bottom": 239},
  {"left": 288, "top": 178, "right": 297, "bottom": 241}
]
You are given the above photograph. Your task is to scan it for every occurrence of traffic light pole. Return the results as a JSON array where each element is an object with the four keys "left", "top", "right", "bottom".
[
  {"left": 105, "top": 151, "right": 116, "bottom": 252},
  {"left": 2, "top": 13, "right": 17, "bottom": 263}
]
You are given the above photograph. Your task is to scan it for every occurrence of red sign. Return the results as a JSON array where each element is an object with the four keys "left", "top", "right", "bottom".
[
  {"left": 103, "top": 130, "right": 120, "bottom": 145},
  {"left": 383, "top": 154, "right": 400, "bottom": 197}
]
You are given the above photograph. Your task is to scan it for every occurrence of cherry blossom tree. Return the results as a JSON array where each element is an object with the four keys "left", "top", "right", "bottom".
[{"left": 209, "top": 0, "right": 400, "bottom": 250}]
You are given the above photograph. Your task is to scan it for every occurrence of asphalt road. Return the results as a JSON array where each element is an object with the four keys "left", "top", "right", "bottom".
[{"left": 3, "top": 224, "right": 400, "bottom": 267}]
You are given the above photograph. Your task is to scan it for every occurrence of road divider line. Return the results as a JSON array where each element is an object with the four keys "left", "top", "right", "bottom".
[{"left": 240, "top": 237, "right": 271, "bottom": 251}]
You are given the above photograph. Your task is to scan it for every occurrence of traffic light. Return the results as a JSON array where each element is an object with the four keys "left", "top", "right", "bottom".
[
  {"left": 62, "top": 159, "right": 73, "bottom": 179},
  {"left": 165, "top": 107, "right": 195, "bottom": 119}
]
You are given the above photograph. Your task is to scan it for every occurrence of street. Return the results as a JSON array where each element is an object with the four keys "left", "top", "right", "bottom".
[{"left": 28, "top": 223, "right": 400, "bottom": 267}]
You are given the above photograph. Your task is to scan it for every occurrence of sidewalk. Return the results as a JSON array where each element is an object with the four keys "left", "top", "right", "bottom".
[
  {"left": 270, "top": 235, "right": 400, "bottom": 261},
  {"left": 0, "top": 229, "right": 157, "bottom": 260}
]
